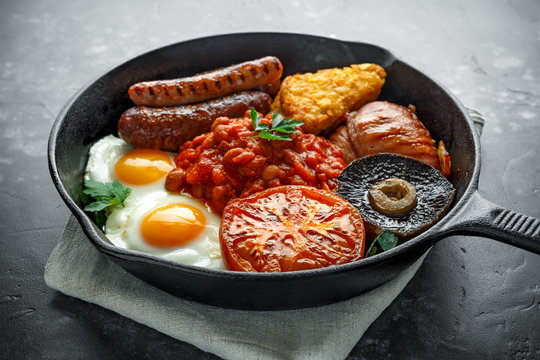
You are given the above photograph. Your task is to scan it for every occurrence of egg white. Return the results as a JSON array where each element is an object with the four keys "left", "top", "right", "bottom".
[
  {"left": 105, "top": 191, "right": 224, "bottom": 268},
  {"left": 85, "top": 135, "right": 174, "bottom": 197},
  {"left": 85, "top": 135, "right": 225, "bottom": 269}
]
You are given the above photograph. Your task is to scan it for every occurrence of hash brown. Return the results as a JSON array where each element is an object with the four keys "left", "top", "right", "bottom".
[{"left": 271, "top": 64, "right": 386, "bottom": 135}]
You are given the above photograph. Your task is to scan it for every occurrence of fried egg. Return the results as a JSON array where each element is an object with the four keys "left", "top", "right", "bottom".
[
  {"left": 84, "top": 135, "right": 224, "bottom": 269},
  {"left": 85, "top": 135, "right": 174, "bottom": 196}
]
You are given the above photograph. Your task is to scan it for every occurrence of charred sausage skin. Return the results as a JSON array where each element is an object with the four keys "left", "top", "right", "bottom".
[
  {"left": 128, "top": 56, "right": 283, "bottom": 107},
  {"left": 118, "top": 91, "right": 272, "bottom": 151}
]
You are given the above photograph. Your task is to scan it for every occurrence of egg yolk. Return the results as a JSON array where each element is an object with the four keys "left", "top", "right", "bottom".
[
  {"left": 141, "top": 204, "right": 206, "bottom": 248},
  {"left": 115, "top": 149, "right": 173, "bottom": 185}
]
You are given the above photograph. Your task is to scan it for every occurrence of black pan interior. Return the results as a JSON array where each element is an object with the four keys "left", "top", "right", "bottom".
[{"left": 49, "top": 32, "right": 478, "bottom": 309}]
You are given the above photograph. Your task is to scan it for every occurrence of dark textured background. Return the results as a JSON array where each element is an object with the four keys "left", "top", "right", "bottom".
[{"left": 1, "top": 0, "right": 539, "bottom": 359}]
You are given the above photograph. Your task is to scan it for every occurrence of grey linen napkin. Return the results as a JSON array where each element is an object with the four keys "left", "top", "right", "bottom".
[{"left": 45, "top": 215, "right": 428, "bottom": 360}]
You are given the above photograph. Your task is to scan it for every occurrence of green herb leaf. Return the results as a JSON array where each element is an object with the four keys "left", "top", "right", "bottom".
[
  {"left": 251, "top": 107, "right": 260, "bottom": 130},
  {"left": 376, "top": 230, "right": 399, "bottom": 251},
  {"left": 365, "top": 230, "right": 399, "bottom": 258},
  {"left": 271, "top": 113, "right": 286, "bottom": 129},
  {"left": 83, "top": 179, "right": 131, "bottom": 229},
  {"left": 257, "top": 122, "right": 270, "bottom": 131},
  {"left": 251, "top": 107, "right": 303, "bottom": 141},
  {"left": 367, "top": 246, "right": 378, "bottom": 257},
  {"left": 365, "top": 239, "right": 377, "bottom": 258},
  {"left": 272, "top": 125, "right": 303, "bottom": 134},
  {"left": 84, "top": 198, "right": 112, "bottom": 212},
  {"left": 83, "top": 179, "right": 115, "bottom": 199},
  {"left": 111, "top": 180, "right": 131, "bottom": 205},
  {"left": 256, "top": 131, "right": 293, "bottom": 141}
]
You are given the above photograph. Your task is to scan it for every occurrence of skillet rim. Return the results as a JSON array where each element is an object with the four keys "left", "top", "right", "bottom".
[{"left": 48, "top": 31, "right": 481, "bottom": 281}]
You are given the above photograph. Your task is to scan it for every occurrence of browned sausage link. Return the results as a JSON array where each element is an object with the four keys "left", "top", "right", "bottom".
[
  {"left": 118, "top": 91, "right": 272, "bottom": 151},
  {"left": 255, "top": 78, "right": 281, "bottom": 97},
  {"left": 128, "top": 56, "right": 283, "bottom": 107}
]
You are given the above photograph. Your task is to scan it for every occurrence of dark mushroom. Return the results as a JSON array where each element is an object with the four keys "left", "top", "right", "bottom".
[{"left": 337, "top": 153, "right": 455, "bottom": 240}]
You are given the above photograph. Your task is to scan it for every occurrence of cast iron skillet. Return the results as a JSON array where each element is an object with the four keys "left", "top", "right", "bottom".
[{"left": 48, "top": 32, "right": 540, "bottom": 310}]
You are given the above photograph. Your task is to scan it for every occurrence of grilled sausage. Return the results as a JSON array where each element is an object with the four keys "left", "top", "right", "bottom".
[
  {"left": 347, "top": 101, "right": 441, "bottom": 171},
  {"left": 118, "top": 91, "right": 272, "bottom": 151},
  {"left": 128, "top": 56, "right": 283, "bottom": 107},
  {"left": 257, "top": 77, "right": 281, "bottom": 97}
]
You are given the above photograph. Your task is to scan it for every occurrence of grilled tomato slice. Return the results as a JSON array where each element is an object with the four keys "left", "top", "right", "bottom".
[{"left": 220, "top": 185, "right": 366, "bottom": 272}]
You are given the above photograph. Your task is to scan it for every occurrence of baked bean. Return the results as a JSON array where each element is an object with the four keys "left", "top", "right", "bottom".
[
  {"left": 212, "top": 167, "right": 227, "bottom": 185},
  {"left": 233, "top": 150, "right": 256, "bottom": 164},
  {"left": 293, "top": 161, "right": 315, "bottom": 184},
  {"left": 282, "top": 149, "right": 301, "bottom": 166},
  {"left": 164, "top": 168, "right": 185, "bottom": 192},
  {"left": 305, "top": 151, "right": 321, "bottom": 169},
  {"left": 211, "top": 185, "right": 229, "bottom": 200},
  {"left": 202, "top": 136, "right": 216, "bottom": 149},
  {"left": 223, "top": 148, "right": 244, "bottom": 165},
  {"left": 262, "top": 165, "right": 280, "bottom": 180},
  {"left": 290, "top": 175, "right": 306, "bottom": 186}
]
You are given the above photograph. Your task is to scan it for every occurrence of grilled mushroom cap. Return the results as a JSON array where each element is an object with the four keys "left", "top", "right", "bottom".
[{"left": 337, "top": 153, "right": 455, "bottom": 240}]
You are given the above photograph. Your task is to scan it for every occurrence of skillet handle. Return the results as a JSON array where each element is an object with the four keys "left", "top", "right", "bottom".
[{"left": 443, "top": 191, "right": 540, "bottom": 254}]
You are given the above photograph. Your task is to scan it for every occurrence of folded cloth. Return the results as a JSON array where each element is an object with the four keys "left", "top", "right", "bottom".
[{"left": 45, "top": 215, "right": 428, "bottom": 360}]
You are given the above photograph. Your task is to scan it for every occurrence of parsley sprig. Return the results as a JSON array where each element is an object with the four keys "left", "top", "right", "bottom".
[
  {"left": 250, "top": 107, "right": 304, "bottom": 141},
  {"left": 83, "top": 179, "right": 131, "bottom": 228},
  {"left": 365, "top": 230, "right": 399, "bottom": 257}
]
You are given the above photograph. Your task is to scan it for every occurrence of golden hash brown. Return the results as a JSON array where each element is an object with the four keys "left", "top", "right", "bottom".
[{"left": 270, "top": 64, "right": 386, "bottom": 135}]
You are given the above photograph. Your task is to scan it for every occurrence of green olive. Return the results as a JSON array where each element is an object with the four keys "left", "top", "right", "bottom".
[{"left": 368, "top": 178, "right": 417, "bottom": 217}]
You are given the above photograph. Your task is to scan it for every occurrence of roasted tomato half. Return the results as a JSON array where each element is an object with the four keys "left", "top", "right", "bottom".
[{"left": 219, "top": 185, "right": 366, "bottom": 272}]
